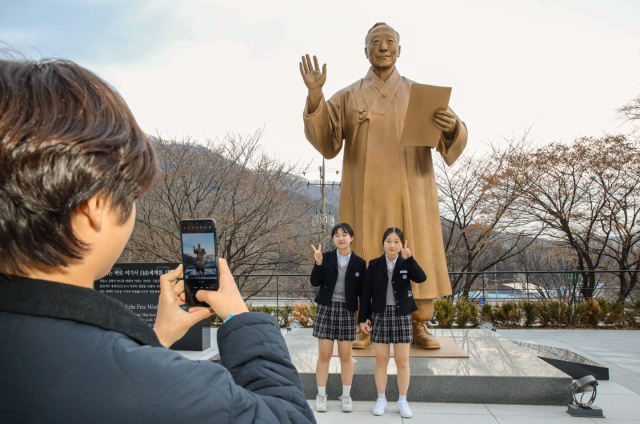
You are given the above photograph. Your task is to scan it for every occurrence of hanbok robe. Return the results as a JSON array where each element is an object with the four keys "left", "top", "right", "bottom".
[{"left": 303, "top": 67, "right": 468, "bottom": 299}]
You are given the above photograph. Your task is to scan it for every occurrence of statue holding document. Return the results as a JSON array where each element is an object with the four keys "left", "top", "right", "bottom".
[{"left": 300, "top": 22, "right": 468, "bottom": 349}]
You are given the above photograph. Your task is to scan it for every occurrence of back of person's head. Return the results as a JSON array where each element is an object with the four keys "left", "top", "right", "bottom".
[{"left": 0, "top": 55, "right": 158, "bottom": 276}]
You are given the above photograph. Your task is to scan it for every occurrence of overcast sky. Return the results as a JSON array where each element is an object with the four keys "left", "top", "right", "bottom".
[{"left": 2, "top": 0, "right": 639, "bottom": 182}]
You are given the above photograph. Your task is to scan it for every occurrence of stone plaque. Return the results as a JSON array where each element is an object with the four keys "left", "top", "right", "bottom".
[{"left": 95, "top": 262, "right": 210, "bottom": 351}]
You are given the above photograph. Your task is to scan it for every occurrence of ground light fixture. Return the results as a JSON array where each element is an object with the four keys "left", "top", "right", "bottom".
[{"left": 567, "top": 375, "right": 604, "bottom": 417}]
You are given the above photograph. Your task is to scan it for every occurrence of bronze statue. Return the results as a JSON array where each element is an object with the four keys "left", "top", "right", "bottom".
[{"left": 300, "top": 22, "right": 468, "bottom": 349}]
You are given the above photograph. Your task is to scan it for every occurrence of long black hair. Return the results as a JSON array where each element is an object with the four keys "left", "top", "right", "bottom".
[{"left": 382, "top": 227, "right": 404, "bottom": 245}]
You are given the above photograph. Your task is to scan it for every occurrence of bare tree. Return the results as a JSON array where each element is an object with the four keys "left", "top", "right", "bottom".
[
  {"left": 516, "top": 240, "right": 582, "bottom": 305},
  {"left": 499, "top": 135, "right": 638, "bottom": 299},
  {"left": 437, "top": 135, "right": 542, "bottom": 298},
  {"left": 617, "top": 94, "right": 640, "bottom": 125},
  {"left": 121, "top": 129, "right": 320, "bottom": 299},
  {"left": 595, "top": 135, "right": 640, "bottom": 301}
]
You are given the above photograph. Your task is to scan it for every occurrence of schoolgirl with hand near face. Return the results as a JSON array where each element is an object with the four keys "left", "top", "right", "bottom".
[
  {"left": 358, "top": 227, "right": 427, "bottom": 418},
  {"left": 310, "top": 223, "right": 367, "bottom": 413}
]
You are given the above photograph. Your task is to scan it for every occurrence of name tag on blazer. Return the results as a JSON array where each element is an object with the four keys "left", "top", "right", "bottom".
[{"left": 399, "top": 270, "right": 408, "bottom": 274}]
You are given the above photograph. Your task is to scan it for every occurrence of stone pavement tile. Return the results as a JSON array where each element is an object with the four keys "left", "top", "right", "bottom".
[
  {"left": 596, "top": 381, "right": 638, "bottom": 396},
  {"left": 409, "top": 402, "right": 492, "bottom": 415},
  {"left": 312, "top": 410, "right": 403, "bottom": 423},
  {"left": 587, "top": 420, "right": 640, "bottom": 424},
  {"left": 486, "top": 404, "right": 569, "bottom": 418},
  {"left": 308, "top": 399, "right": 376, "bottom": 413},
  {"left": 494, "top": 416, "right": 577, "bottom": 424},
  {"left": 584, "top": 394, "right": 640, "bottom": 421},
  {"left": 410, "top": 413, "right": 499, "bottom": 423}
]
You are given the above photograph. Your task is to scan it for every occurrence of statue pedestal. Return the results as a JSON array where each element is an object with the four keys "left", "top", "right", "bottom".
[
  {"left": 332, "top": 336, "right": 468, "bottom": 358},
  {"left": 286, "top": 328, "right": 573, "bottom": 405}
]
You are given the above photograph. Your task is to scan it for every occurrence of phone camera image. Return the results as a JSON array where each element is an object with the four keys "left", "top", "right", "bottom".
[{"left": 180, "top": 219, "right": 219, "bottom": 307}]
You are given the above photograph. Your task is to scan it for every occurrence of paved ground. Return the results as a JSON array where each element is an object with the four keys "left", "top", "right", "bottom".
[
  {"left": 308, "top": 329, "right": 640, "bottom": 423},
  {"left": 500, "top": 329, "right": 640, "bottom": 396}
]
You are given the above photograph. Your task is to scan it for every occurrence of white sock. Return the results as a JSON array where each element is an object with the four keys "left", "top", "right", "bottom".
[
  {"left": 378, "top": 393, "right": 386, "bottom": 400},
  {"left": 318, "top": 386, "right": 326, "bottom": 396},
  {"left": 399, "top": 395, "right": 407, "bottom": 402},
  {"left": 342, "top": 385, "right": 351, "bottom": 397}
]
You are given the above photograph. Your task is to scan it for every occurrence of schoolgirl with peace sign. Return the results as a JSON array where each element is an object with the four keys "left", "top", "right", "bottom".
[
  {"left": 309, "top": 223, "right": 367, "bottom": 413},
  {"left": 358, "top": 227, "right": 427, "bottom": 418}
]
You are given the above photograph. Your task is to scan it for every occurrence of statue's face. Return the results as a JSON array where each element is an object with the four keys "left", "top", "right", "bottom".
[{"left": 364, "top": 25, "right": 401, "bottom": 70}]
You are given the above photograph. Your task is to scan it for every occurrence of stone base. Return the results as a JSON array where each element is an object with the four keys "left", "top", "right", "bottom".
[
  {"left": 287, "top": 328, "right": 573, "bottom": 405},
  {"left": 332, "top": 336, "right": 469, "bottom": 358}
]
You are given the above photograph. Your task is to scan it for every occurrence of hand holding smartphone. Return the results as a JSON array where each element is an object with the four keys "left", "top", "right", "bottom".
[{"left": 180, "top": 219, "right": 219, "bottom": 307}]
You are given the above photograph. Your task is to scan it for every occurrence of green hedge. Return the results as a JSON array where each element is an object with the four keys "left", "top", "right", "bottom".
[
  {"left": 208, "top": 298, "right": 640, "bottom": 329},
  {"left": 430, "top": 298, "right": 640, "bottom": 329}
]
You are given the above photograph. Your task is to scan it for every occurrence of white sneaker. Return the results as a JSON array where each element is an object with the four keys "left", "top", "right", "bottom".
[
  {"left": 397, "top": 399, "right": 413, "bottom": 418},
  {"left": 339, "top": 394, "right": 353, "bottom": 412},
  {"left": 315, "top": 394, "right": 327, "bottom": 412},
  {"left": 373, "top": 398, "right": 387, "bottom": 416}
]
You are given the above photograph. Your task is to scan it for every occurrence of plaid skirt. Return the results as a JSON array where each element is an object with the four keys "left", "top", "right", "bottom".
[
  {"left": 313, "top": 301, "right": 356, "bottom": 341},
  {"left": 371, "top": 305, "right": 413, "bottom": 344}
]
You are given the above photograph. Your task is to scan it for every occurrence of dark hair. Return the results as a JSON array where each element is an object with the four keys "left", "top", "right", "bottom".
[
  {"left": 365, "top": 22, "right": 400, "bottom": 45},
  {"left": 331, "top": 222, "right": 354, "bottom": 238},
  {"left": 0, "top": 56, "right": 158, "bottom": 275},
  {"left": 382, "top": 227, "right": 404, "bottom": 245}
]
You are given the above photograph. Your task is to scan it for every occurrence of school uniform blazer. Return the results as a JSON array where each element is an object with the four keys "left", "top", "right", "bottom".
[
  {"left": 310, "top": 249, "right": 367, "bottom": 312},
  {"left": 358, "top": 255, "right": 427, "bottom": 323}
]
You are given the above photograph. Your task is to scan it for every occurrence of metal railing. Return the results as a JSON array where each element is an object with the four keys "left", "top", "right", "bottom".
[{"left": 235, "top": 270, "right": 640, "bottom": 308}]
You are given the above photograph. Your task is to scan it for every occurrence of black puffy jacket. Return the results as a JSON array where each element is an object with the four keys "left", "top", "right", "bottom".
[{"left": 0, "top": 275, "right": 316, "bottom": 424}]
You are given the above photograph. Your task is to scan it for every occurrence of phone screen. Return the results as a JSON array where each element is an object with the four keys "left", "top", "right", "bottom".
[{"left": 180, "top": 219, "right": 219, "bottom": 307}]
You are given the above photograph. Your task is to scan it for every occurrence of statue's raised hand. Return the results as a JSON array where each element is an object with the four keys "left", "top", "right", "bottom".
[{"left": 299, "top": 54, "right": 326, "bottom": 91}]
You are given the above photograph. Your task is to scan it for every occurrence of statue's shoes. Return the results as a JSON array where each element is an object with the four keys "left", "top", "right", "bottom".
[
  {"left": 352, "top": 330, "right": 371, "bottom": 349},
  {"left": 413, "top": 320, "right": 440, "bottom": 349}
]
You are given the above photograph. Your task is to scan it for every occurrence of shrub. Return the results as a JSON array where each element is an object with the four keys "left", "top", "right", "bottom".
[
  {"left": 519, "top": 300, "right": 539, "bottom": 327},
  {"left": 628, "top": 300, "right": 640, "bottom": 328},
  {"left": 480, "top": 302, "right": 494, "bottom": 323},
  {"left": 538, "top": 300, "right": 570, "bottom": 326},
  {"left": 469, "top": 301, "right": 480, "bottom": 327},
  {"left": 309, "top": 302, "right": 317, "bottom": 323},
  {"left": 597, "top": 298, "right": 612, "bottom": 317},
  {"left": 631, "top": 299, "right": 640, "bottom": 327},
  {"left": 455, "top": 299, "right": 477, "bottom": 328},
  {"left": 575, "top": 299, "right": 603, "bottom": 327},
  {"left": 256, "top": 305, "right": 274, "bottom": 315},
  {"left": 494, "top": 301, "right": 523, "bottom": 327},
  {"left": 434, "top": 298, "right": 455, "bottom": 328},
  {"left": 292, "top": 301, "right": 313, "bottom": 327},
  {"left": 275, "top": 303, "right": 294, "bottom": 327},
  {"left": 603, "top": 301, "right": 625, "bottom": 326}
]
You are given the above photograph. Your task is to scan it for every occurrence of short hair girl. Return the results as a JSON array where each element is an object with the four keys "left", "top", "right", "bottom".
[{"left": 310, "top": 222, "right": 367, "bottom": 413}]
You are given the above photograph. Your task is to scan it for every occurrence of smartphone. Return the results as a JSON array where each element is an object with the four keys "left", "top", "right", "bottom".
[{"left": 179, "top": 219, "right": 219, "bottom": 307}]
